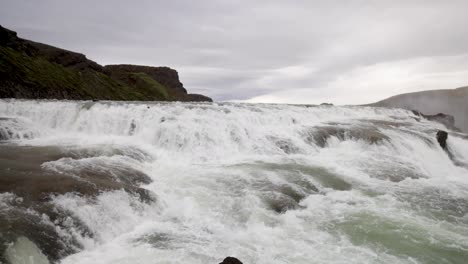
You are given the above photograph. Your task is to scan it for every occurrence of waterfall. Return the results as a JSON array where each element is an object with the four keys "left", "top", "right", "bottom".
[{"left": 1, "top": 99, "right": 467, "bottom": 264}]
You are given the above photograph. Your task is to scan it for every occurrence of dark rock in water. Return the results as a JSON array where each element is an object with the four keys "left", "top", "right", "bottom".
[
  {"left": 435, "top": 131, "right": 468, "bottom": 167},
  {"left": 261, "top": 184, "right": 308, "bottom": 213},
  {"left": 307, "top": 125, "right": 389, "bottom": 147},
  {"left": 219, "top": 257, "right": 243, "bottom": 264},
  {"left": 267, "top": 136, "right": 301, "bottom": 154},
  {"left": 436, "top": 130, "right": 448, "bottom": 149},
  {"left": 265, "top": 194, "right": 304, "bottom": 213}
]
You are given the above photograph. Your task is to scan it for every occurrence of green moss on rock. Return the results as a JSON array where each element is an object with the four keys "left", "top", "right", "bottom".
[
  {"left": 0, "top": 46, "right": 147, "bottom": 100},
  {"left": 0, "top": 25, "right": 212, "bottom": 102},
  {"left": 129, "top": 72, "right": 171, "bottom": 100}
]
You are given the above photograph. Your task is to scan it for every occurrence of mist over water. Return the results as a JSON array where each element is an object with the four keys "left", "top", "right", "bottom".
[{"left": 1, "top": 99, "right": 468, "bottom": 264}]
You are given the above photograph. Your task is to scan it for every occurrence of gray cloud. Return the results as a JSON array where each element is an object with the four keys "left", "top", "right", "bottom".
[{"left": 1, "top": 0, "right": 468, "bottom": 103}]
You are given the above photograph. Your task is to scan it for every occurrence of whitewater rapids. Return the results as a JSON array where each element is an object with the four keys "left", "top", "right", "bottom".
[{"left": 1, "top": 99, "right": 468, "bottom": 264}]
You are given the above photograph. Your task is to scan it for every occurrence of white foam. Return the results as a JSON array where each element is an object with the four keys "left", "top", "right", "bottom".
[{"left": 1, "top": 99, "right": 467, "bottom": 264}]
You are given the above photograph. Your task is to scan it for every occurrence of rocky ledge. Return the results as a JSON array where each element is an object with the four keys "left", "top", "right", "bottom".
[
  {"left": 411, "top": 110, "right": 461, "bottom": 132},
  {"left": 0, "top": 25, "right": 212, "bottom": 102}
]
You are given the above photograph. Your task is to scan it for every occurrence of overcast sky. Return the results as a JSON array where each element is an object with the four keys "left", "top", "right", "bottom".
[{"left": 2, "top": 0, "right": 468, "bottom": 104}]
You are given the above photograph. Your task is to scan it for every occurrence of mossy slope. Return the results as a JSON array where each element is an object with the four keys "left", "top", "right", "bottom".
[{"left": 0, "top": 25, "right": 212, "bottom": 102}]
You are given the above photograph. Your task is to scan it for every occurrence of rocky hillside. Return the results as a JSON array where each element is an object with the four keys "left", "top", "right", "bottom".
[
  {"left": 0, "top": 25, "right": 212, "bottom": 102},
  {"left": 370, "top": 86, "right": 468, "bottom": 132}
]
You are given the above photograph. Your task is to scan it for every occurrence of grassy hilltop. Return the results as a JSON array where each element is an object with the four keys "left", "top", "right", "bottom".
[{"left": 0, "top": 25, "right": 211, "bottom": 102}]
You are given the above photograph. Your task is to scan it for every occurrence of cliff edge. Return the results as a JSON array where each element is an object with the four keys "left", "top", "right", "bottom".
[{"left": 0, "top": 25, "right": 212, "bottom": 102}]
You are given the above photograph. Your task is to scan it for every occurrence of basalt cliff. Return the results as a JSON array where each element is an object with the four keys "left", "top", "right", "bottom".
[{"left": 0, "top": 25, "right": 212, "bottom": 102}]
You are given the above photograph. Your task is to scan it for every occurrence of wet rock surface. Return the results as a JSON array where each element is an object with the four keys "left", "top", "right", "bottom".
[
  {"left": 0, "top": 144, "right": 155, "bottom": 263},
  {"left": 436, "top": 130, "right": 448, "bottom": 149},
  {"left": 307, "top": 125, "right": 389, "bottom": 147},
  {"left": 0, "top": 194, "right": 89, "bottom": 263},
  {"left": 0, "top": 145, "right": 154, "bottom": 202}
]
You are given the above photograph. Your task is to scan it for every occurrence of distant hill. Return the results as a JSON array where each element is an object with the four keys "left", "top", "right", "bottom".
[
  {"left": 370, "top": 86, "right": 468, "bottom": 132},
  {"left": 0, "top": 25, "right": 212, "bottom": 102}
]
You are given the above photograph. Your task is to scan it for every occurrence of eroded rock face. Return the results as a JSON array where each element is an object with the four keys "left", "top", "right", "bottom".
[
  {"left": 0, "top": 25, "right": 19, "bottom": 47},
  {"left": 219, "top": 257, "right": 243, "bottom": 264},
  {"left": 104, "top": 65, "right": 213, "bottom": 102},
  {"left": 104, "top": 64, "right": 186, "bottom": 94}
]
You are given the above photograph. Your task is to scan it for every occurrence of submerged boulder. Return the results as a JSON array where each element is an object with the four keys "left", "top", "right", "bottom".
[
  {"left": 307, "top": 125, "right": 389, "bottom": 147},
  {"left": 219, "top": 257, "right": 243, "bottom": 264}
]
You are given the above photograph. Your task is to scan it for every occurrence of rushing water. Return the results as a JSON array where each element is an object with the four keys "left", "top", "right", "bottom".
[{"left": 0, "top": 99, "right": 468, "bottom": 264}]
